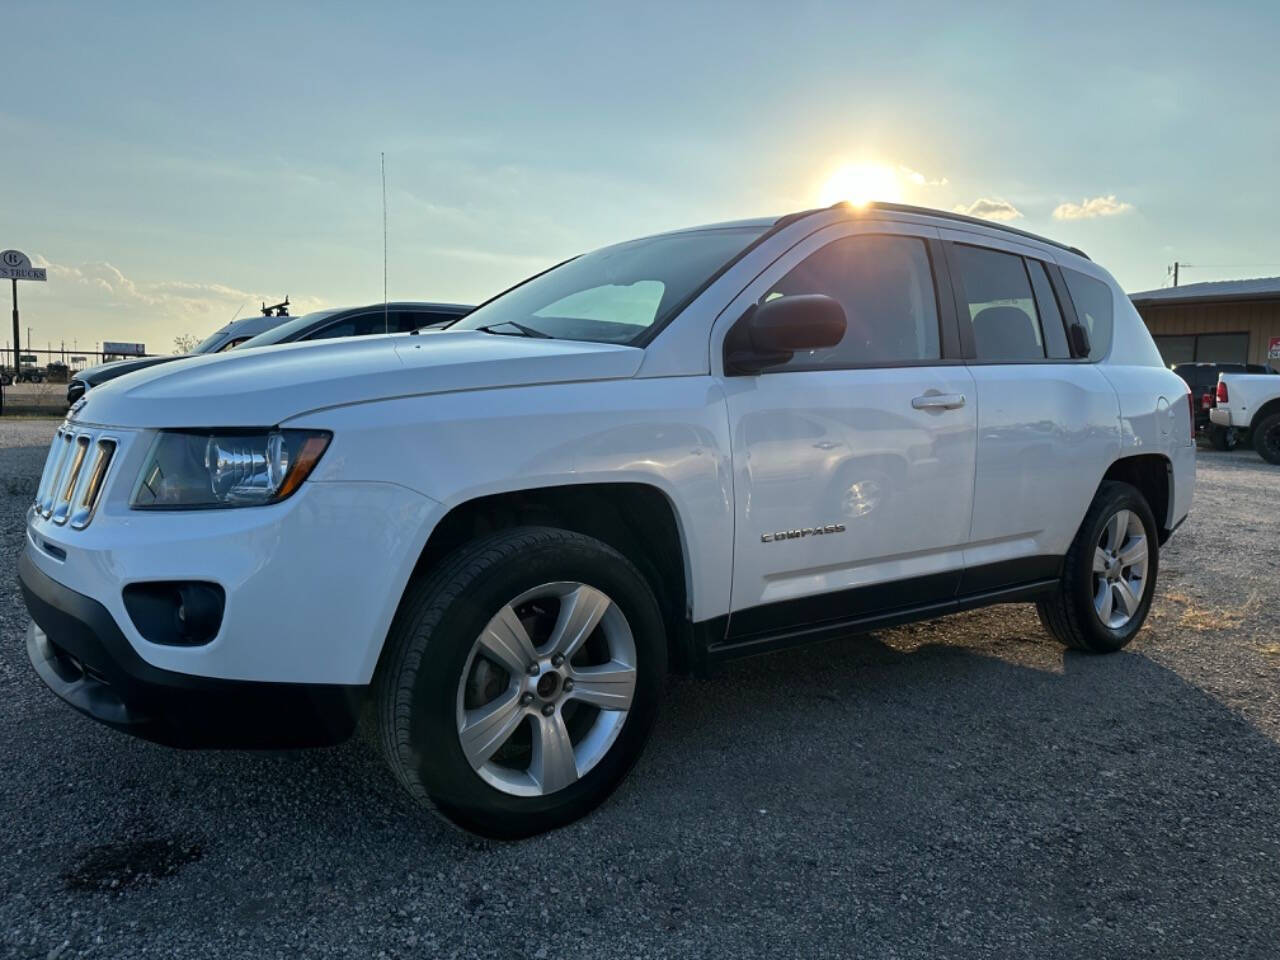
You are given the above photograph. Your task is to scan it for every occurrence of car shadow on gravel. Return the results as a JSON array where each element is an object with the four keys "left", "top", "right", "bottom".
[
  {"left": 623, "top": 622, "right": 1280, "bottom": 953},
  {"left": 9, "top": 609, "right": 1280, "bottom": 957}
]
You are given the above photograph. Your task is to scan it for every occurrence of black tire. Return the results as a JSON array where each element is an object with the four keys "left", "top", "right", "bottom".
[
  {"left": 373, "top": 526, "right": 666, "bottom": 839},
  {"left": 1254, "top": 413, "right": 1280, "bottom": 465},
  {"left": 1036, "top": 481, "right": 1159, "bottom": 653},
  {"left": 1208, "top": 425, "right": 1237, "bottom": 451}
]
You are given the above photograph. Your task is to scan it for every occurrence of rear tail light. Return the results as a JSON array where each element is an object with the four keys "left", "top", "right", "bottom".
[
  {"left": 1201, "top": 392, "right": 1214, "bottom": 410},
  {"left": 1216, "top": 380, "right": 1229, "bottom": 404},
  {"left": 1187, "top": 390, "right": 1196, "bottom": 432}
]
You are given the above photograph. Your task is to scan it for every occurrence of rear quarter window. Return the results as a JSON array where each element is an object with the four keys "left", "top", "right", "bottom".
[{"left": 1062, "top": 269, "right": 1114, "bottom": 361}]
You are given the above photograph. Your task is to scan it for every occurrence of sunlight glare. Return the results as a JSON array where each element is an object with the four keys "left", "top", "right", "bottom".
[{"left": 818, "top": 164, "right": 904, "bottom": 207}]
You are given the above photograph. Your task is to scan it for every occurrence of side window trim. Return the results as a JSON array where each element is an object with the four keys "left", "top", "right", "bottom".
[
  {"left": 939, "top": 239, "right": 976, "bottom": 359},
  {"left": 926, "top": 238, "right": 963, "bottom": 361},
  {"left": 1027, "top": 259, "right": 1071, "bottom": 360},
  {"left": 1044, "top": 262, "right": 1091, "bottom": 361}
]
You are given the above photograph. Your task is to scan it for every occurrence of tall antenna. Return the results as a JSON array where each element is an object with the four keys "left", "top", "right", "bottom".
[{"left": 381, "top": 151, "right": 389, "bottom": 334}]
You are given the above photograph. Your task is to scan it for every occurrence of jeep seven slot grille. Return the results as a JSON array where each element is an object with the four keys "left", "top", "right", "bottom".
[{"left": 34, "top": 426, "right": 118, "bottom": 529}]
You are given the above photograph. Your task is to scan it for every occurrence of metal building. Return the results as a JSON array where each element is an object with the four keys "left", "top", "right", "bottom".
[{"left": 1130, "top": 278, "right": 1280, "bottom": 368}]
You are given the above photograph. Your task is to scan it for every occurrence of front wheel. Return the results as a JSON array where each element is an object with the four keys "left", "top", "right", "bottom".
[
  {"left": 373, "top": 526, "right": 666, "bottom": 838},
  {"left": 1037, "top": 481, "right": 1159, "bottom": 653}
]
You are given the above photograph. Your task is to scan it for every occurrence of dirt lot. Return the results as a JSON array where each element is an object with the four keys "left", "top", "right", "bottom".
[{"left": 1, "top": 419, "right": 1278, "bottom": 959}]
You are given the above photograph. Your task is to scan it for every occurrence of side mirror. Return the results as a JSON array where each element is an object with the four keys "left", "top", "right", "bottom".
[
  {"left": 725, "top": 294, "right": 847, "bottom": 374},
  {"left": 1068, "top": 321, "right": 1092, "bottom": 358}
]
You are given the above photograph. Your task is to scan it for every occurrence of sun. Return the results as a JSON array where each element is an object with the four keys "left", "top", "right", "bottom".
[{"left": 818, "top": 163, "right": 904, "bottom": 207}]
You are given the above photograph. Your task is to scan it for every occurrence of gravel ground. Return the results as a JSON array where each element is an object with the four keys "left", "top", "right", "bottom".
[{"left": 2, "top": 419, "right": 1278, "bottom": 959}]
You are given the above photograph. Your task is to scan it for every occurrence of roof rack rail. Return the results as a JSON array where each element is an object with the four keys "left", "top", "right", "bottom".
[{"left": 778, "top": 202, "right": 1089, "bottom": 261}]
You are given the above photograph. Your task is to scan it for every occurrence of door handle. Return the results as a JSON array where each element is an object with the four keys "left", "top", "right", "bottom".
[{"left": 911, "top": 393, "right": 966, "bottom": 410}]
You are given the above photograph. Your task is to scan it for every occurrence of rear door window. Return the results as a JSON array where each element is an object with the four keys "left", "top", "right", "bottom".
[{"left": 951, "top": 245, "right": 1045, "bottom": 361}]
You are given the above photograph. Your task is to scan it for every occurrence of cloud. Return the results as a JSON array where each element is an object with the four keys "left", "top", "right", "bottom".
[
  {"left": 952, "top": 198, "right": 1023, "bottom": 221},
  {"left": 24, "top": 255, "right": 327, "bottom": 350},
  {"left": 899, "top": 165, "right": 948, "bottom": 188},
  {"left": 1052, "top": 195, "right": 1134, "bottom": 220}
]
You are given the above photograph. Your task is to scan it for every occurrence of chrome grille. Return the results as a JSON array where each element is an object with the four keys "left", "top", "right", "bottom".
[{"left": 34, "top": 426, "right": 118, "bottom": 529}]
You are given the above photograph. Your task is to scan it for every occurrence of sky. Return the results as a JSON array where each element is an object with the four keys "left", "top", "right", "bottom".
[{"left": 2, "top": 0, "right": 1278, "bottom": 356}]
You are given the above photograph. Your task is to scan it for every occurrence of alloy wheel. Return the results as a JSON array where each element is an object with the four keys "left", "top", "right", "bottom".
[
  {"left": 455, "top": 582, "right": 637, "bottom": 797},
  {"left": 1092, "top": 508, "right": 1149, "bottom": 629}
]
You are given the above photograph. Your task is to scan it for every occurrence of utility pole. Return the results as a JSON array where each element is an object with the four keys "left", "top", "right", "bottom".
[{"left": 1173, "top": 261, "right": 1179, "bottom": 287}]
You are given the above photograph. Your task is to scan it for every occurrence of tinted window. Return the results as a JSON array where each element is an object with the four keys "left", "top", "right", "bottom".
[
  {"left": 761, "top": 234, "right": 940, "bottom": 370},
  {"left": 403, "top": 310, "right": 466, "bottom": 331},
  {"left": 1027, "top": 261, "right": 1070, "bottom": 358},
  {"left": 307, "top": 312, "right": 393, "bottom": 341},
  {"left": 952, "top": 245, "right": 1044, "bottom": 361},
  {"left": 1062, "top": 269, "right": 1114, "bottom": 361}
]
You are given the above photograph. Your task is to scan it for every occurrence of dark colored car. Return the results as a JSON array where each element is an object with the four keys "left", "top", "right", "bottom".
[
  {"left": 66, "top": 301, "right": 472, "bottom": 405},
  {"left": 233, "top": 301, "right": 472, "bottom": 349},
  {"left": 1172, "top": 361, "right": 1277, "bottom": 449}
]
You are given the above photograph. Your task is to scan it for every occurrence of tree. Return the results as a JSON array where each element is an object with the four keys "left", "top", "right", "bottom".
[{"left": 173, "top": 334, "right": 199, "bottom": 355}]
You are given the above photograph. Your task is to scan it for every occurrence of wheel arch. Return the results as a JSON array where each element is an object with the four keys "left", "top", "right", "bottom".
[
  {"left": 399, "top": 481, "right": 699, "bottom": 674},
  {"left": 1099, "top": 453, "right": 1173, "bottom": 543},
  {"left": 1249, "top": 397, "right": 1280, "bottom": 435}
]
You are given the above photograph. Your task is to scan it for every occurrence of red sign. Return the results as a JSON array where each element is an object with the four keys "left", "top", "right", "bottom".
[{"left": 1270, "top": 336, "right": 1280, "bottom": 360}]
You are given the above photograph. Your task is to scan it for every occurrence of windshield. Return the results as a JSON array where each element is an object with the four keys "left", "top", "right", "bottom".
[
  {"left": 450, "top": 226, "right": 767, "bottom": 344},
  {"left": 192, "top": 327, "right": 235, "bottom": 354}
]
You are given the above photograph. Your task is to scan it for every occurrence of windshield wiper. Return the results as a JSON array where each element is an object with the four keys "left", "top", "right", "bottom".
[{"left": 475, "top": 321, "right": 553, "bottom": 339}]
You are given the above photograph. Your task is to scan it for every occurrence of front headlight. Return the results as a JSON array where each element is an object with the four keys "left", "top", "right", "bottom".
[{"left": 131, "top": 429, "right": 331, "bottom": 509}]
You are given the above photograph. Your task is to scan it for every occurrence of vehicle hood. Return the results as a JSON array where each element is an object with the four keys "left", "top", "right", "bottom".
[
  {"left": 77, "top": 354, "right": 182, "bottom": 386},
  {"left": 73, "top": 331, "right": 645, "bottom": 429}
]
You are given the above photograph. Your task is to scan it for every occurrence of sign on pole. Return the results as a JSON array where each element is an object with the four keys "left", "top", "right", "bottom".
[
  {"left": 4, "top": 249, "right": 49, "bottom": 415},
  {"left": 103, "top": 341, "right": 146, "bottom": 357},
  {"left": 0, "top": 250, "right": 47, "bottom": 282}
]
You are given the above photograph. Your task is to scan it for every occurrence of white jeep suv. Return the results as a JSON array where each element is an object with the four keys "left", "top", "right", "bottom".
[{"left": 21, "top": 203, "right": 1194, "bottom": 837}]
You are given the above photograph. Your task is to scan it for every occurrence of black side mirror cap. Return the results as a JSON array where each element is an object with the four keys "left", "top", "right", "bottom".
[
  {"left": 725, "top": 294, "right": 847, "bottom": 375},
  {"left": 1069, "top": 322, "right": 1092, "bottom": 358}
]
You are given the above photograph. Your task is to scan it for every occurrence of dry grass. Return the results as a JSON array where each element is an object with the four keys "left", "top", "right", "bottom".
[{"left": 1158, "top": 589, "right": 1260, "bottom": 632}]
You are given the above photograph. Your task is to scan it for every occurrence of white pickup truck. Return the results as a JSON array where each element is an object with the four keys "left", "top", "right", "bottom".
[
  {"left": 21, "top": 201, "right": 1194, "bottom": 837},
  {"left": 1210, "top": 374, "right": 1280, "bottom": 463}
]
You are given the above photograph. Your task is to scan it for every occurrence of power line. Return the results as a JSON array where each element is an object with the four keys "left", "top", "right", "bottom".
[{"left": 1164, "top": 260, "right": 1280, "bottom": 288}]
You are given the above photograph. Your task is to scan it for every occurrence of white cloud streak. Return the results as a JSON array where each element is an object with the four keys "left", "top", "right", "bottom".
[
  {"left": 899, "top": 165, "right": 948, "bottom": 187},
  {"left": 1052, "top": 195, "right": 1134, "bottom": 220},
  {"left": 25, "top": 255, "right": 327, "bottom": 349},
  {"left": 952, "top": 198, "right": 1023, "bottom": 221}
]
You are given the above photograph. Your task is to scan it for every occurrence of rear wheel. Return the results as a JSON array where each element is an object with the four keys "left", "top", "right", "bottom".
[
  {"left": 1037, "top": 481, "right": 1159, "bottom": 653},
  {"left": 374, "top": 526, "right": 666, "bottom": 838},
  {"left": 1208, "top": 425, "right": 1237, "bottom": 451},
  {"left": 1254, "top": 413, "right": 1280, "bottom": 465}
]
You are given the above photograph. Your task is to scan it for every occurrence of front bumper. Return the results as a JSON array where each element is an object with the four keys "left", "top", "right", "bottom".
[
  {"left": 26, "top": 470, "right": 439, "bottom": 684},
  {"left": 20, "top": 549, "right": 364, "bottom": 749}
]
